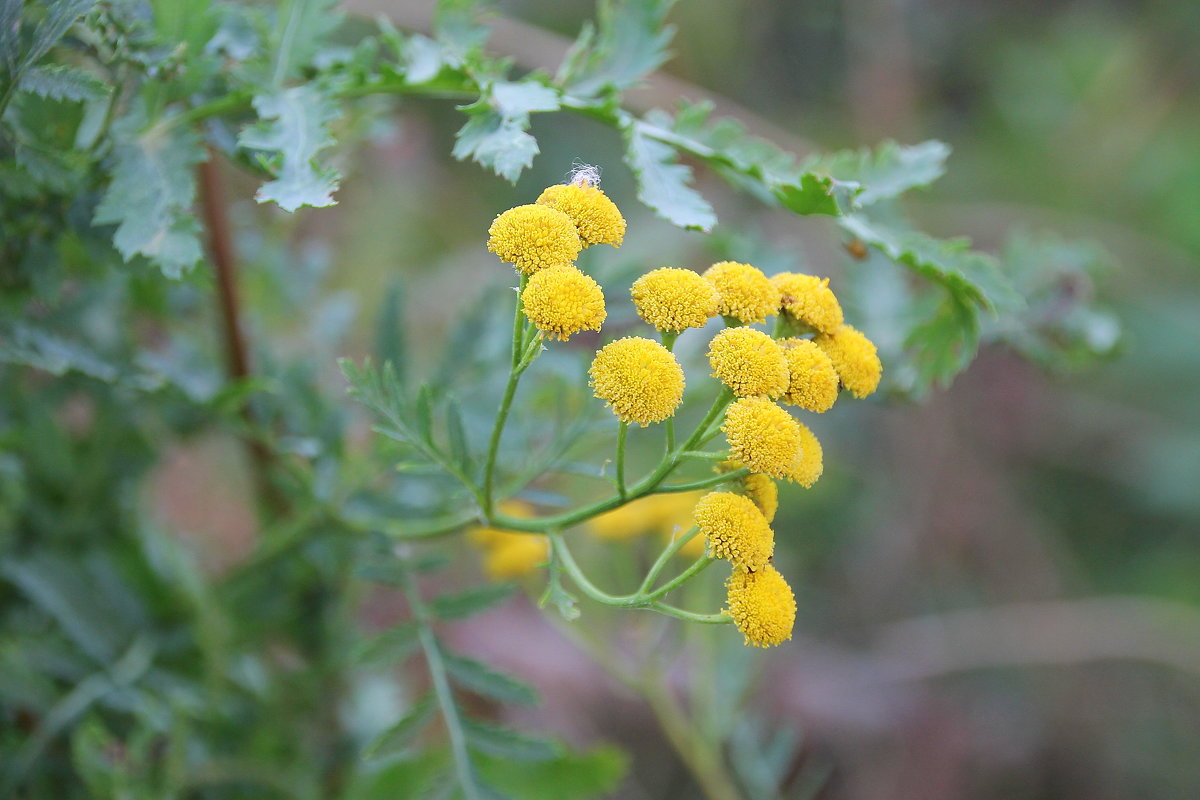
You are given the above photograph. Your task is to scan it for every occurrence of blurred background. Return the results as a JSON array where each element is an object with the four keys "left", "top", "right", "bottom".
[{"left": 6, "top": 0, "right": 1200, "bottom": 798}]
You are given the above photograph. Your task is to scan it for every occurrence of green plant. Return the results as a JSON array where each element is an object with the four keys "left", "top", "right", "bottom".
[{"left": 0, "top": 1, "right": 1118, "bottom": 798}]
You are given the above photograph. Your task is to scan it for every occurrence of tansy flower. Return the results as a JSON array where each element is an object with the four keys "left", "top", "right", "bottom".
[
  {"left": 588, "top": 492, "right": 700, "bottom": 542},
  {"left": 487, "top": 204, "right": 582, "bottom": 275},
  {"left": 814, "top": 324, "right": 882, "bottom": 398},
  {"left": 717, "top": 461, "right": 779, "bottom": 522},
  {"left": 778, "top": 338, "right": 839, "bottom": 413},
  {"left": 772, "top": 273, "right": 844, "bottom": 333},
  {"left": 721, "top": 397, "right": 804, "bottom": 480},
  {"left": 707, "top": 327, "right": 789, "bottom": 398},
  {"left": 537, "top": 183, "right": 626, "bottom": 248},
  {"left": 788, "top": 422, "right": 824, "bottom": 488},
  {"left": 484, "top": 534, "right": 549, "bottom": 579},
  {"left": 703, "top": 261, "right": 781, "bottom": 325},
  {"left": 693, "top": 491, "right": 774, "bottom": 572},
  {"left": 521, "top": 265, "right": 606, "bottom": 341},
  {"left": 725, "top": 565, "right": 796, "bottom": 648},
  {"left": 589, "top": 337, "right": 685, "bottom": 426},
  {"left": 631, "top": 267, "right": 720, "bottom": 332}
]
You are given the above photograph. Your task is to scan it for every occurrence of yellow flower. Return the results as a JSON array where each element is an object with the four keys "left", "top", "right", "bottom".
[
  {"left": 693, "top": 491, "right": 774, "bottom": 572},
  {"left": 703, "top": 261, "right": 781, "bottom": 324},
  {"left": 630, "top": 267, "right": 720, "bottom": 332},
  {"left": 589, "top": 492, "right": 700, "bottom": 541},
  {"left": 778, "top": 338, "right": 839, "bottom": 413},
  {"left": 484, "top": 534, "right": 549, "bottom": 579},
  {"left": 487, "top": 204, "right": 582, "bottom": 275},
  {"left": 742, "top": 473, "right": 779, "bottom": 523},
  {"left": 814, "top": 324, "right": 882, "bottom": 398},
  {"left": 589, "top": 337, "right": 685, "bottom": 426},
  {"left": 469, "top": 502, "right": 547, "bottom": 580},
  {"left": 721, "top": 397, "right": 803, "bottom": 480},
  {"left": 725, "top": 565, "right": 796, "bottom": 648},
  {"left": 772, "top": 273, "right": 844, "bottom": 333},
  {"left": 716, "top": 461, "right": 778, "bottom": 523},
  {"left": 536, "top": 184, "right": 626, "bottom": 248},
  {"left": 707, "top": 327, "right": 789, "bottom": 398},
  {"left": 521, "top": 265, "right": 606, "bottom": 341},
  {"left": 788, "top": 422, "right": 823, "bottom": 488}
]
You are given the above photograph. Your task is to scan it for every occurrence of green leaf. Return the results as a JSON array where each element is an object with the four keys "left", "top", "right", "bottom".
[
  {"left": 0, "top": 323, "right": 119, "bottom": 382},
  {"left": 355, "top": 624, "right": 421, "bottom": 665},
  {"left": 20, "top": 0, "right": 95, "bottom": 72},
  {"left": 365, "top": 692, "right": 438, "bottom": 759},
  {"left": 93, "top": 113, "right": 205, "bottom": 278},
  {"left": 809, "top": 140, "right": 950, "bottom": 207},
  {"left": 414, "top": 383, "right": 435, "bottom": 444},
  {"left": 356, "top": 559, "right": 408, "bottom": 587},
  {"left": 452, "top": 92, "right": 546, "bottom": 184},
  {"left": 431, "top": 584, "right": 514, "bottom": 620},
  {"left": 475, "top": 746, "right": 628, "bottom": 800},
  {"left": 376, "top": 282, "right": 408, "bottom": 389},
  {"left": 239, "top": 86, "right": 342, "bottom": 212},
  {"left": 18, "top": 64, "right": 109, "bottom": 102},
  {"left": 624, "top": 122, "right": 715, "bottom": 232},
  {"left": 538, "top": 560, "right": 580, "bottom": 622},
  {"left": 269, "top": 0, "right": 343, "bottom": 85},
  {"left": 904, "top": 292, "right": 980, "bottom": 388},
  {"left": 443, "top": 652, "right": 538, "bottom": 706},
  {"left": 559, "top": 0, "right": 676, "bottom": 97},
  {"left": 463, "top": 719, "right": 556, "bottom": 762},
  {"left": 839, "top": 213, "right": 1023, "bottom": 312},
  {"left": 490, "top": 81, "right": 560, "bottom": 117},
  {"left": 773, "top": 173, "right": 840, "bottom": 216},
  {"left": 445, "top": 396, "right": 470, "bottom": 472}
]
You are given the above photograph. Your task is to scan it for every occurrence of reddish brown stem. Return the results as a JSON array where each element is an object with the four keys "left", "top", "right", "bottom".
[{"left": 198, "top": 153, "right": 285, "bottom": 518}]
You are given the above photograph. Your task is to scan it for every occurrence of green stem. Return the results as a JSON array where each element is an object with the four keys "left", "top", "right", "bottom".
[
  {"left": 615, "top": 421, "right": 629, "bottom": 499},
  {"left": 678, "top": 450, "right": 728, "bottom": 462},
  {"left": 637, "top": 527, "right": 700, "bottom": 595},
  {"left": 402, "top": 576, "right": 481, "bottom": 800},
  {"left": 482, "top": 275, "right": 528, "bottom": 516},
  {"left": 655, "top": 467, "right": 749, "bottom": 494}
]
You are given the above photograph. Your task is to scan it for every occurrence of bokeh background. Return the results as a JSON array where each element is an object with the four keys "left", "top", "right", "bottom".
[
  {"left": 261, "top": 2, "right": 1199, "bottom": 795},
  {"left": 8, "top": 0, "right": 1200, "bottom": 798}
]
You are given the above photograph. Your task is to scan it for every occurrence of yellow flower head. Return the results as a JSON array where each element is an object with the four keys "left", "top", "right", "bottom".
[
  {"left": 721, "top": 397, "right": 803, "bottom": 480},
  {"left": 693, "top": 491, "right": 774, "bottom": 572},
  {"left": 631, "top": 267, "right": 720, "bottom": 332},
  {"left": 778, "top": 338, "right": 839, "bottom": 413},
  {"left": 589, "top": 337, "right": 685, "bottom": 426},
  {"left": 788, "top": 422, "right": 824, "bottom": 488},
  {"left": 707, "top": 327, "right": 789, "bottom": 398},
  {"left": 589, "top": 492, "right": 700, "bottom": 542},
  {"left": 772, "top": 273, "right": 844, "bottom": 333},
  {"left": 814, "top": 324, "right": 882, "bottom": 398},
  {"left": 716, "top": 461, "right": 778, "bottom": 523},
  {"left": 521, "top": 265, "right": 606, "bottom": 341},
  {"left": 725, "top": 564, "right": 796, "bottom": 648},
  {"left": 703, "top": 261, "right": 781, "bottom": 324},
  {"left": 468, "top": 501, "right": 535, "bottom": 548},
  {"left": 484, "top": 534, "right": 549, "bottom": 580},
  {"left": 536, "top": 183, "right": 626, "bottom": 248},
  {"left": 487, "top": 204, "right": 582, "bottom": 275}
]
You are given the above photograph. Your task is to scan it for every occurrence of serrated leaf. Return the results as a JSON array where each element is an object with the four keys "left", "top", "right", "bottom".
[
  {"left": 839, "top": 214, "right": 1023, "bottom": 312},
  {"left": 365, "top": 693, "right": 437, "bottom": 759},
  {"left": 452, "top": 107, "right": 539, "bottom": 184},
  {"left": 624, "top": 122, "right": 715, "bottom": 231},
  {"left": 560, "top": 0, "right": 676, "bottom": 96},
  {"left": 434, "top": 0, "right": 490, "bottom": 56},
  {"left": 239, "top": 86, "right": 342, "bottom": 212},
  {"left": 810, "top": 140, "right": 949, "bottom": 207},
  {"left": 463, "top": 719, "right": 556, "bottom": 762},
  {"left": 773, "top": 173, "right": 840, "bottom": 216},
  {"left": 490, "top": 81, "right": 560, "bottom": 117},
  {"left": 21, "top": 0, "right": 95, "bottom": 71},
  {"left": 18, "top": 64, "right": 109, "bottom": 102},
  {"left": 905, "top": 293, "right": 980, "bottom": 388},
  {"left": 474, "top": 746, "right": 628, "bottom": 800},
  {"left": 93, "top": 113, "right": 205, "bottom": 277},
  {"left": 355, "top": 623, "right": 421, "bottom": 665},
  {"left": 443, "top": 653, "right": 538, "bottom": 706},
  {"left": 431, "top": 584, "right": 514, "bottom": 620}
]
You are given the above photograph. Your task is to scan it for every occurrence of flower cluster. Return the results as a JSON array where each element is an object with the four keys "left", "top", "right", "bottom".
[{"left": 483, "top": 179, "right": 883, "bottom": 649}]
